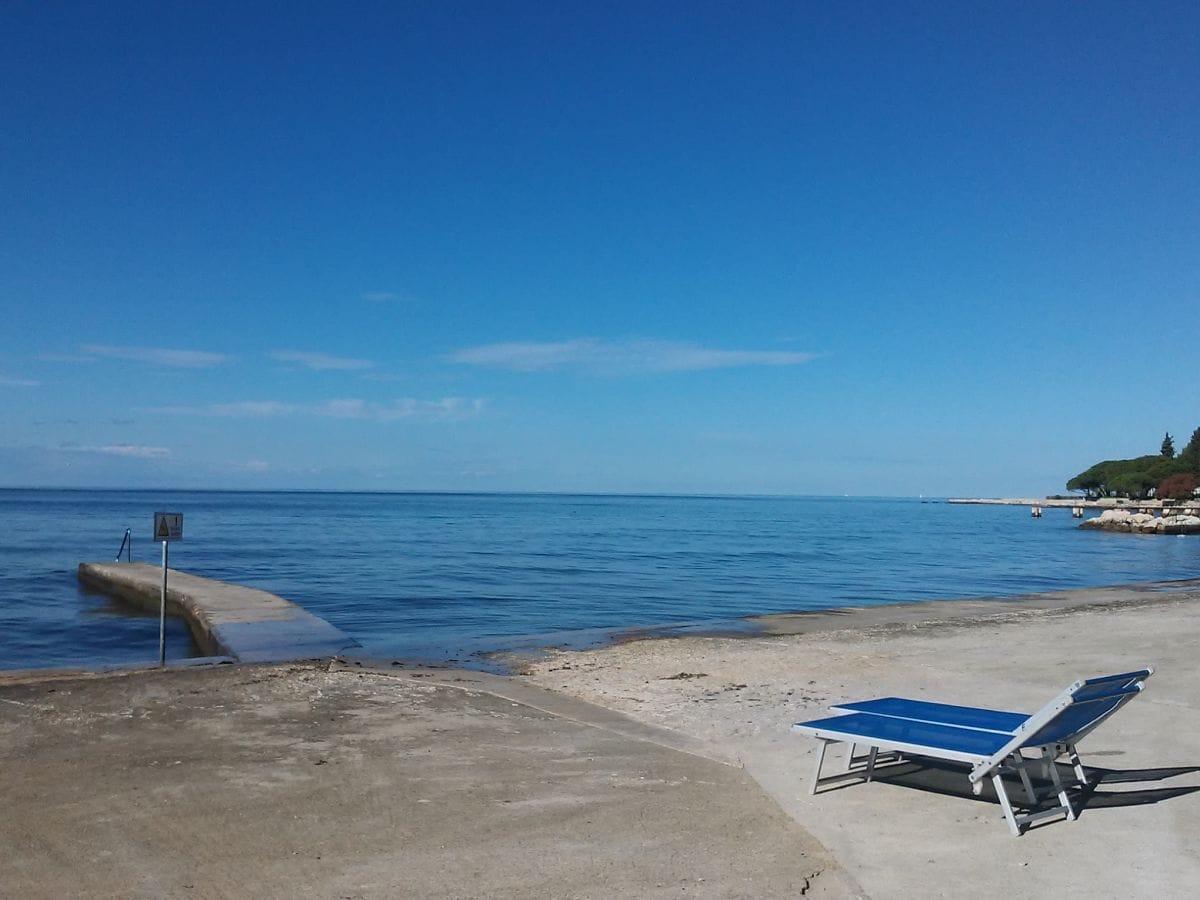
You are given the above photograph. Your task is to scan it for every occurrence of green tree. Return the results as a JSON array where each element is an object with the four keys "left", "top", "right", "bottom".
[
  {"left": 1108, "top": 471, "right": 1156, "bottom": 499},
  {"left": 1067, "top": 461, "right": 1116, "bottom": 497},
  {"left": 1067, "top": 427, "right": 1200, "bottom": 496},
  {"left": 1067, "top": 454, "right": 1189, "bottom": 497},
  {"left": 1145, "top": 454, "right": 1187, "bottom": 483},
  {"left": 1180, "top": 427, "right": 1200, "bottom": 473}
]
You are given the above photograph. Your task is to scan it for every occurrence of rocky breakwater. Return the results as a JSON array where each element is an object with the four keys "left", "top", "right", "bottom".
[{"left": 1081, "top": 509, "right": 1200, "bottom": 535}]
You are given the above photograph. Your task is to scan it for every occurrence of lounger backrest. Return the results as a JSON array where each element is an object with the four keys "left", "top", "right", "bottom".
[
  {"left": 1017, "top": 684, "right": 1142, "bottom": 748},
  {"left": 968, "top": 668, "right": 1152, "bottom": 783},
  {"left": 1073, "top": 668, "right": 1153, "bottom": 701},
  {"left": 1058, "top": 669, "right": 1154, "bottom": 743}
]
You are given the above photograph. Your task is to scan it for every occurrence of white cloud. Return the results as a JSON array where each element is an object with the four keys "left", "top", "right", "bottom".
[
  {"left": 212, "top": 401, "right": 298, "bottom": 416},
  {"left": 319, "top": 398, "right": 367, "bottom": 418},
  {"left": 73, "top": 444, "right": 171, "bottom": 459},
  {"left": 271, "top": 350, "right": 376, "bottom": 371},
  {"left": 358, "top": 398, "right": 485, "bottom": 421},
  {"left": 38, "top": 352, "right": 99, "bottom": 364},
  {"left": 0, "top": 375, "right": 40, "bottom": 387},
  {"left": 449, "top": 339, "right": 817, "bottom": 374},
  {"left": 148, "top": 400, "right": 293, "bottom": 417},
  {"left": 317, "top": 397, "right": 485, "bottom": 421},
  {"left": 230, "top": 459, "right": 270, "bottom": 472},
  {"left": 81, "top": 344, "right": 231, "bottom": 368},
  {"left": 150, "top": 397, "right": 484, "bottom": 422}
]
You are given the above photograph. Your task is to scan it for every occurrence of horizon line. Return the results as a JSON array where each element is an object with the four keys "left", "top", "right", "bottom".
[{"left": 0, "top": 485, "right": 954, "bottom": 501}]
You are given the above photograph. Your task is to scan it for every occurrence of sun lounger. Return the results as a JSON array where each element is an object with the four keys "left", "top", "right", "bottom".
[
  {"left": 828, "top": 669, "right": 1153, "bottom": 785},
  {"left": 791, "top": 669, "right": 1153, "bottom": 835}
]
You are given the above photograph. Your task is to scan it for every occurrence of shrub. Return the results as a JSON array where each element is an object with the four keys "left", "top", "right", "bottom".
[{"left": 1157, "top": 472, "right": 1199, "bottom": 501}]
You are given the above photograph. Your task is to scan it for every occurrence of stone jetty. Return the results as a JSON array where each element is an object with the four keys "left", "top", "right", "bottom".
[{"left": 77, "top": 562, "right": 359, "bottom": 663}]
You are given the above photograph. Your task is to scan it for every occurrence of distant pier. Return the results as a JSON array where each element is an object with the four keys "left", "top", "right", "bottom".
[
  {"left": 77, "top": 562, "right": 359, "bottom": 663},
  {"left": 947, "top": 498, "right": 1171, "bottom": 510},
  {"left": 948, "top": 497, "right": 1200, "bottom": 531}
]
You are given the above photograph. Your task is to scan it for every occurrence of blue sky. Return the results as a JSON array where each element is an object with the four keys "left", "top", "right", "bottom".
[{"left": 2, "top": 1, "right": 1197, "bottom": 496}]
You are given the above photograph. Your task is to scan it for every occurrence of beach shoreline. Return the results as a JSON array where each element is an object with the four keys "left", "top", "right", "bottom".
[
  {"left": 481, "top": 577, "right": 1200, "bottom": 673},
  {"left": 6, "top": 576, "right": 1200, "bottom": 683},
  {"left": 4, "top": 579, "right": 1200, "bottom": 897},
  {"left": 11, "top": 491, "right": 1199, "bottom": 674}
]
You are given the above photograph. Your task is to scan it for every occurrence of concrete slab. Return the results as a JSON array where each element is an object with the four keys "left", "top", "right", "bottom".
[
  {"left": 0, "top": 663, "right": 856, "bottom": 899},
  {"left": 77, "top": 562, "right": 358, "bottom": 663}
]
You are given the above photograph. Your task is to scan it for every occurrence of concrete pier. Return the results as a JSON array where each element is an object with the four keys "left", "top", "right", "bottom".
[
  {"left": 77, "top": 562, "right": 359, "bottom": 663},
  {"left": 948, "top": 497, "right": 1195, "bottom": 511}
]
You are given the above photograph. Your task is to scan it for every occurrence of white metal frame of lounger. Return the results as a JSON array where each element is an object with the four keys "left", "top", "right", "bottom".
[
  {"left": 795, "top": 680, "right": 1145, "bottom": 835},
  {"left": 827, "top": 669, "right": 1153, "bottom": 789},
  {"left": 802, "top": 724, "right": 1075, "bottom": 836}
]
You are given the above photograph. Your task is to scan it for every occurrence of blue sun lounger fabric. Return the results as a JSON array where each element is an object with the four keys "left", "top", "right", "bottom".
[
  {"left": 791, "top": 669, "right": 1153, "bottom": 835},
  {"left": 828, "top": 669, "right": 1153, "bottom": 781}
]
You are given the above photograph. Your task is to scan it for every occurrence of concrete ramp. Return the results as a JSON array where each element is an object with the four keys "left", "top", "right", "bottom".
[{"left": 77, "top": 563, "right": 359, "bottom": 663}]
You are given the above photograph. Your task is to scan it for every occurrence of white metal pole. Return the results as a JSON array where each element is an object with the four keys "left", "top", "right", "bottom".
[{"left": 160, "top": 540, "right": 168, "bottom": 666}]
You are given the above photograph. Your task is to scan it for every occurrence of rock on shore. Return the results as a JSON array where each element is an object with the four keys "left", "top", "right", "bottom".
[{"left": 1081, "top": 508, "right": 1200, "bottom": 534}]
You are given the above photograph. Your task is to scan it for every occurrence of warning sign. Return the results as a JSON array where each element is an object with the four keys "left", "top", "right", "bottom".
[{"left": 154, "top": 512, "right": 183, "bottom": 542}]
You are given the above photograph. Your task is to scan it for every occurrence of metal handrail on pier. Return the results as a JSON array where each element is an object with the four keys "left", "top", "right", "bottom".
[{"left": 114, "top": 528, "right": 132, "bottom": 563}]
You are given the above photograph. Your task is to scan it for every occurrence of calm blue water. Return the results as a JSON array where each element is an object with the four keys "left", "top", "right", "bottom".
[{"left": 1, "top": 489, "right": 1197, "bottom": 671}]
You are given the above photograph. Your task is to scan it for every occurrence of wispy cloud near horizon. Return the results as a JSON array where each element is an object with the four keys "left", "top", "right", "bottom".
[
  {"left": 150, "top": 397, "right": 484, "bottom": 422},
  {"left": 271, "top": 350, "right": 376, "bottom": 371},
  {"left": 449, "top": 338, "right": 817, "bottom": 374},
  {"left": 228, "top": 459, "right": 271, "bottom": 472},
  {"left": 81, "top": 344, "right": 231, "bottom": 368},
  {"left": 68, "top": 443, "right": 172, "bottom": 459}
]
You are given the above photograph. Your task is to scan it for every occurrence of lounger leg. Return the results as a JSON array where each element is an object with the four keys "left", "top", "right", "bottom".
[
  {"left": 864, "top": 746, "right": 878, "bottom": 783},
  {"left": 1043, "top": 748, "right": 1076, "bottom": 822},
  {"left": 810, "top": 740, "right": 829, "bottom": 795},
  {"left": 1066, "top": 742, "right": 1087, "bottom": 785},
  {"left": 993, "top": 773, "right": 1022, "bottom": 836},
  {"left": 845, "top": 742, "right": 856, "bottom": 770},
  {"left": 1012, "top": 753, "right": 1037, "bottom": 805}
]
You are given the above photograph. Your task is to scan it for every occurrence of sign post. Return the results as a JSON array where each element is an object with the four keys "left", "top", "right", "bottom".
[{"left": 153, "top": 512, "right": 183, "bottom": 666}]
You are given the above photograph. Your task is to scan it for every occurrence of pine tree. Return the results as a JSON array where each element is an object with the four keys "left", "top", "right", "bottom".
[{"left": 1162, "top": 432, "right": 1175, "bottom": 458}]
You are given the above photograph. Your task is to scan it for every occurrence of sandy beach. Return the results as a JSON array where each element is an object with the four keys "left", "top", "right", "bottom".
[
  {"left": 521, "top": 580, "right": 1200, "bottom": 897},
  {"left": 4, "top": 580, "right": 1200, "bottom": 898}
]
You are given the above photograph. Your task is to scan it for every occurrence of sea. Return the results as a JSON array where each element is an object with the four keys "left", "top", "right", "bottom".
[{"left": 1, "top": 489, "right": 1197, "bottom": 672}]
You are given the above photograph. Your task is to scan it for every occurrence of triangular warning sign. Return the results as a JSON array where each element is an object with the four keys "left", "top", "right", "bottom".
[{"left": 157, "top": 518, "right": 170, "bottom": 539}]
